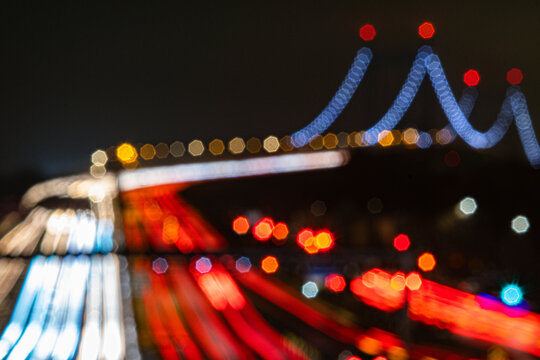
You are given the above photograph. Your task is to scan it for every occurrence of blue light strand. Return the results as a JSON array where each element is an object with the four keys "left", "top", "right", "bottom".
[
  {"left": 291, "top": 48, "right": 373, "bottom": 147},
  {"left": 509, "top": 89, "right": 540, "bottom": 167},
  {"left": 363, "top": 46, "right": 431, "bottom": 145},
  {"left": 443, "top": 86, "right": 479, "bottom": 142},
  {"left": 0, "top": 256, "right": 45, "bottom": 360},
  {"left": 425, "top": 54, "right": 512, "bottom": 149},
  {"left": 290, "top": 45, "right": 540, "bottom": 168},
  {"left": 6, "top": 256, "right": 60, "bottom": 360}
]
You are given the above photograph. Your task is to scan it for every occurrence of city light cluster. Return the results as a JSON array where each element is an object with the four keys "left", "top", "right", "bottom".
[{"left": 296, "top": 228, "right": 335, "bottom": 254}]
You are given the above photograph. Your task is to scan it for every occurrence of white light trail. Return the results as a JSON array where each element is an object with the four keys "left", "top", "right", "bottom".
[{"left": 118, "top": 150, "right": 350, "bottom": 191}]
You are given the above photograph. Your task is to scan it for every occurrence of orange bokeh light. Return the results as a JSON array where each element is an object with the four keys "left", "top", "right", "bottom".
[
  {"left": 303, "top": 237, "right": 319, "bottom": 254},
  {"left": 418, "top": 252, "right": 436, "bottom": 272},
  {"left": 261, "top": 256, "right": 279, "bottom": 273},
  {"left": 232, "top": 216, "right": 250, "bottom": 234},
  {"left": 253, "top": 217, "right": 274, "bottom": 241},
  {"left": 325, "top": 274, "right": 346, "bottom": 292},
  {"left": 272, "top": 222, "right": 289, "bottom": 240},
  {"left": 418, "top": 22, "right": 435, "bottom": 39},
  {"left": 162, "top": 215, "right": 179, "bottom": 244},
  {"left": 405, "top": 272, "right": 422, "bottom": 291}
]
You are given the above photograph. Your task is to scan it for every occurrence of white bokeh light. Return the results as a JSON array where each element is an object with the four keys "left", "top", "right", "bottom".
[
  {"left": 459, "top": 197, "right": 477, "bottom": 215},
  {"left": 511, "top": 215, "right": 530, "bottom": 234},
  {"left": 302, "top": 281, "right": 319, "bottom": 299}
]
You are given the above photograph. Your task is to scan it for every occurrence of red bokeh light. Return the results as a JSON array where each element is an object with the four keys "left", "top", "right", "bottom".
[
  {"left": 359, "top": 24, "right": 376, "bottom": 41},
  {"left": 393, "top": 234, "right": 410, "bottom": 251},
  {"left": 253, "top": 217, "right": 274, "bottom": 241},
  {"left": 507, "top": 68, "right": 523, "bottom": 85},
  {"left": 418, "top": 22, "right": 435, "bottom": 39},
  {"left": 261, "top": 256, "right": 279, "bottom": 273},
  {"left": 463, "top": 69, "right": 480, "bottom": 87},
  {"left": 232, "top": 216, "right": 250, "bottom": 234},
  {"left": 325, "top": 274, "right": 346, "bottom": 292},
  {"left": 346, "top": 357, "right": 362, "bottom": 360},
  {"left": 418, "top": 252, "right": 436, "bottom": 272},
  {"left": 297, "top": 228, "right": 314, "bottom": 248},
  {"left": 444, "top": 150, "right": 461, "bottom": 167}
]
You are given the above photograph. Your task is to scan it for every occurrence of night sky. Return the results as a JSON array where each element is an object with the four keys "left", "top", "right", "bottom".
[{"left": 1, "top": 0, "right": 539, "bottom": 177}]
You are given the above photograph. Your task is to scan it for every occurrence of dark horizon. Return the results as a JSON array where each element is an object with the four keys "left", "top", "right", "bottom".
[{"left": 1, "top": 0, "right": 539, "bottom": 178}]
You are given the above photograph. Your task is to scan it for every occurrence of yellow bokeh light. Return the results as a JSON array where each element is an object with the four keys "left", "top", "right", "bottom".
[
  {"left": 106, "top": 146, "right": 117, "bottom": 162},
  {"left": 279, "top": 136, "right": 294, "bottom": 152},
  {"left": 162, "top": 215, "right": 179, "bottom": 244},
  {"left": 337, "top": 132, "right": 349, "bottom": 148},
  {"left": 357, "top": 336, "right": 382, "bottom": 356},
  {"left": 436, "top": 128, "right": 452, "bottom": 145},
  {"left": 246, "top": 137, "right": 262, "bottom": 154},
  {"left": 170, "top": 141, "right": 185, "bottom": 157},
  {"left": 140, "top": 144, "right": 156, "bottom": 160},
  {"left": 348, "top": 131, "right": 359, "bottom": 147},
  {"left": 304, "top": 237, "right": 319, "bottom": 254},
  {"left": 116, "top": 143, "right": 138, "bottom": 164},
  {"left": 155, "top": 142, "right": 169, "bottom": 159},
  {"left": 391, "top": 130, "right": 402, "bottom": 145},
  {"left": 323, "top": 133, "right": 338, "bottom": 149},
  {"left": 355, "top": 131, "right": 366, "bottom": 147},
  {"left": 123, "top": 161, "right": 138, "bottom": 169},
  {"left": 90, "top": 164, "right": 106, "bottom": 178},
  {"left": 209, "top": 139, "right": 225, "bottom": 155},
  {"left": 390, "top": 273, "right": 406, "bottom": 291},
  {"left": 388, "top": 346, "right": 408, "bottom": 360},
  {"left": 229, "top": 137, "right": 245, "bottom": 154},
  {"left": 403, "top": 128, "right": 419, "bottom": 145},
  {"left": 309, "top": 135, "right": 323, "bottom": 150},
  {"left": 314, "top": 232, "right": 333, "bottom": 250},
  {"left": 188, "top": 140, "right": 205, "bottom": 156},
  {"left": 378, "top": 130, "right": 394, "bottom": 147},
  {"left": 263, "top": 136, "right": 280, "bottom": 153},
  {"left": 91, "top": 150, "right": 108, "bottom": 166}
]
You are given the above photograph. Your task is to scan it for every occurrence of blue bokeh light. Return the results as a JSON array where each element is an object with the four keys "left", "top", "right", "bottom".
[{"left": 501, "top": 284, "right": 523, "bottom": 306}]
